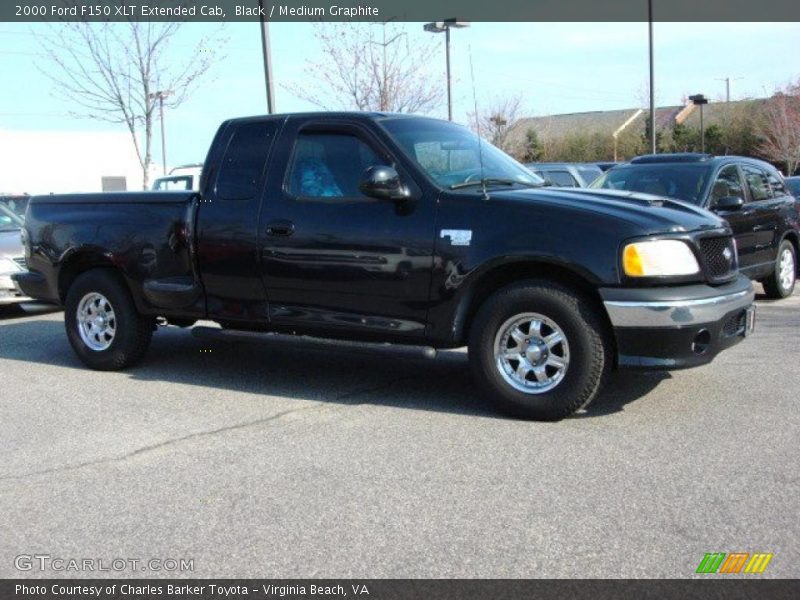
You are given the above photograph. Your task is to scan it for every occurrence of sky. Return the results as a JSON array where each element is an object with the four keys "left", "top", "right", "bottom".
[{"left": 0, "top": 21, "right": 799, "bottom": 166}]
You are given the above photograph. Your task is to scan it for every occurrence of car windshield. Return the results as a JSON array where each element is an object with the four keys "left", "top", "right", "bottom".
[
  {"left": 381, "top": 117, "right": 544, "bottom": 190},
  {"left": 589, "top": 164, "right": 709, "bottom": 204},
  {"left": 0, "top": 203, "right": 23, "bottom": 232}
]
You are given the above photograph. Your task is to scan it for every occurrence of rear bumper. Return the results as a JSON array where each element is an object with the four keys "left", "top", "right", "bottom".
[{"left": 600, "top": 275, "right": 755, "bottom": 369}]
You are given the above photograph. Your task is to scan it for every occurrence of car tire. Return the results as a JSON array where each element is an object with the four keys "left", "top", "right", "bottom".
[
  {"left": 468, "top": 280, "right": 612, "bottom": 421},
  {"left": 64, "top": 269, "right": 153, "bottom": 370},
  {"left": 762, "top": 240, "right": 796, "bottom": 299}
]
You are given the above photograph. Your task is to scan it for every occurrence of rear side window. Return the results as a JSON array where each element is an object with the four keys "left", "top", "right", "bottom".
[
  {"left": 742, "top": 165, "right": 773, "bottom": 202},
  {"left": 576, "top": 166, "right": 602, "bottom": 185},
  {"left": 216, "top": 121, "right": 278, "bottom": 200}
]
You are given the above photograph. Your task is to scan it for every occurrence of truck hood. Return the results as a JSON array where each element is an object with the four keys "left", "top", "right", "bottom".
[{"left": 490, "top": 187, "right": 726, "bottom": 236}]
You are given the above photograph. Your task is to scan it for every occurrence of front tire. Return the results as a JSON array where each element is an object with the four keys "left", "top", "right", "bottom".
[
  {"left": 64, "top": 269, "right": 153, "bottom": 370},
  {"left": 762, "top": 240, "right": 796, "bottom": 299},
  {"left": 468, "top": 280, "right": 612, "bottom": 420}
]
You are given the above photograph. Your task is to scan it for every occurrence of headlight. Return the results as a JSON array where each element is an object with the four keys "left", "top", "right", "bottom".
[{"left": 622, "top": 240, "right": 700, "bottom": 277}]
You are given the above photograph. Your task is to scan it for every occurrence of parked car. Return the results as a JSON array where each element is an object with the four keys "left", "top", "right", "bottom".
[
  {"left": 786, "top": 175, "right": 800, "bottom": 199},
  {"left": 152, "top": 163, "right": 203, "bottom": 191},
  {"left": 0, "top": 203, "right": 31, "bottom": 306},
  {"left": 14, "top": 113, "right": 755, "bottom": 420},
  {"left": 590, "top": 153, "right": 799, "bottom": 298},
  {"left": 525, "top": 162, "right": 603, "bottom": 188},
  {"left": 0, "top": 194, "right": 30, "bottom": 218}
]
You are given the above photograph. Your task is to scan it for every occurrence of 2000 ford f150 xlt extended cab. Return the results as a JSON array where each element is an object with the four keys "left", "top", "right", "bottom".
[{"left": 13, "top": 113, "right": 756, "bottom": 420}]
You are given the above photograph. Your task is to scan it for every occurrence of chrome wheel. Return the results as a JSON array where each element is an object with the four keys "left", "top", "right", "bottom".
[
  {"left": 779, "top": 247, "right": 795, "bottom": 291},
  {"left": 77, "top": 292, "right": 116, "bottom": 351},
  {"left": 493, "top": 312, "right": 570, "bottom": 394}
]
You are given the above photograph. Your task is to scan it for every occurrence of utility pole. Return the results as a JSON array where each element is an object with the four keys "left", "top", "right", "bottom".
[
  {"left": 715, "top": 77, "right": 743, "bottom": 102},
  {"left": 258, "top": 0, "right": 275, "bottom": 113},
  {"left": 149, "top": 90, "right": 172, "bottom": 176},
  {"left": 648, "top": 0, "right": 656, "bottom": 154}
]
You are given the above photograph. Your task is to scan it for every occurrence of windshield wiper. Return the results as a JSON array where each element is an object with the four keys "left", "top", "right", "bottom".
[{"left": 449, "top": 178, "right": 542, "bottom": 190}]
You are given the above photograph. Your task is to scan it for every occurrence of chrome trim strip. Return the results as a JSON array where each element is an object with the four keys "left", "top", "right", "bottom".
[{"left": 604, "top": 288, "right": 755, "bottom": 328}]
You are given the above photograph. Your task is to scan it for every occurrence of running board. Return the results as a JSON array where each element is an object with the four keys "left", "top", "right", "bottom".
[{"left": 191, "top": 326, "right": 438, "bottom": 358}]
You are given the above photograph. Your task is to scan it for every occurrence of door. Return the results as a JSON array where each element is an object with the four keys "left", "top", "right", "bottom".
[
  {"left": 708, "top": 163, "right": 760, "bottom": 272},
  {"left": 258, "top": 119, "right": 436, "bottom": 339},
  {"left": 196, "top": 119, "right": 281, "bottom": 322},
  {"left": 741, "top": 163, "right": 782, "bottom": 274}
]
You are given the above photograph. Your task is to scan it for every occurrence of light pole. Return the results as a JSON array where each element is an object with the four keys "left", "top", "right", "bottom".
[
  {"left": 423, "top": 19, "right": 469, "bottom": 121},
  {"left": 648, "top": 0, "right": 656, "bottom": 154},
  {"left": 689, "top": 93, "right": 709, "bottom": 153},
  {"left": 258, "top": 0, "right": 275, "bottom": 113},
  {"left": 149, "top": 90, "right": 172, "bottom": 176}
]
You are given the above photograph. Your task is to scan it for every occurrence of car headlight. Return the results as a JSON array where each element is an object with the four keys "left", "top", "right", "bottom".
[{"left": 622, "top": 240, "right": 700, "bottom": 277}]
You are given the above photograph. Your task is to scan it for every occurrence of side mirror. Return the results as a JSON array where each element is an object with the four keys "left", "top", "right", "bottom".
[
  {"left": 713, "top": 196, "right": 744, "bottom": 211},
  {"left": 359, "top": 166, "right": 408, "bottom": 201}
]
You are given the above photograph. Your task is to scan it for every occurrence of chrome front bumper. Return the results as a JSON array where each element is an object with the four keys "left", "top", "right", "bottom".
[{"left": 601, "top": 276, "right": 755, "bottom": 328}]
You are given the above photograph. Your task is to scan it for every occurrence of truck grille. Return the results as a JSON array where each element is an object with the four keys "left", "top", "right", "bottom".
[{"left": 697, "top": 236, "right": 736, "bottom": 282}]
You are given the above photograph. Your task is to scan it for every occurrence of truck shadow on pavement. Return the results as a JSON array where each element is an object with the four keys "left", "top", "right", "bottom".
[{"left": 0, "top": 319, "right": 668, "bottom": 420}]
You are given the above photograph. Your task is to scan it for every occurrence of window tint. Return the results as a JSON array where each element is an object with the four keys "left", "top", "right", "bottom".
[
  {"left": 216, "top": 121, "right": 277, "bottom": 200},
  {"left": 709, "top": 165, "right": 745, "bottom": 205},
  {"left": 765, "top": 170, "right": 788, "bottom": 197},
  {"left": 742, "top": 165, "right": 773, "bottom": 201},
  {"left": 543, "top": 170, "right": 579, "bottom": 187},
  {"left": 287, "top": 131, "right": 387, "bottom": 198}
]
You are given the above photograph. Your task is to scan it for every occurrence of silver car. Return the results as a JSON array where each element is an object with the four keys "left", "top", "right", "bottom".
[{"left": 0, "top": 204, "right": 30, "bottom": 305}]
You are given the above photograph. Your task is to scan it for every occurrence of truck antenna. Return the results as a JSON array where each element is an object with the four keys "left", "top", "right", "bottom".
[{"left": 468, "top": 46, "right": 489, "bottom": 200}]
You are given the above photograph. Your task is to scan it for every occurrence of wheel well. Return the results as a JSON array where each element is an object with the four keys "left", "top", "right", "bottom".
[
  {"left": 58, "top": 253, "right": 116, "bottom": 302},
  {"left": 458, "top": 261, "right": 614, "bottom": 349}
]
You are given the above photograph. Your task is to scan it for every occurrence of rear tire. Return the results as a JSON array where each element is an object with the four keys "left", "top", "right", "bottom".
[
  {"left": 64, "top": 269, "right": 153, "bottom": 370},
  {"left": 468, "top": 280, "right": 612, "bottom": 420},
  {"left": 762, "top": 240, "right": 796, "bottom": 299}
]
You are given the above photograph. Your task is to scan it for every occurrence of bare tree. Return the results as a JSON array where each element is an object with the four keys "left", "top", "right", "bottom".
[
  {"left": 287, "top": 22, "right": 443, "bottom": 114},
  {"left": 38, "top": 19, "right": 226, "bottom": 188},
  {"left": 469, "top": 96, "right": 524, "bottom": 155},
  {"left": 757, "top": 81, "right": 800, "bottom": 176}
]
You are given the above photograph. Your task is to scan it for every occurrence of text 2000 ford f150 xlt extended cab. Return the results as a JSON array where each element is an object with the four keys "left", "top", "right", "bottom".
[{"left": 13, "top": 113, "right": 756, "bottom": 420}]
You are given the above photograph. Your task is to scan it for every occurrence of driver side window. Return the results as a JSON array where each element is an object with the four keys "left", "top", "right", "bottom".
[
  {"left": 287, "top": 131, "right": 388, "bottom": 199},
  {"left": 709, "top": 165, "right": 744, "bottom": 206}
]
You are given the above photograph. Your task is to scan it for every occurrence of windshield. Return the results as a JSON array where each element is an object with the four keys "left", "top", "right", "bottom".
[
  {"left": 381, "top": 118, "right": 544, "bottom": 190},
  {"left": 589, "top": 164, "right": 709, "bottom": 204},
  {"left": 0, "top": 203, "right": 23, "bottom": 232}
]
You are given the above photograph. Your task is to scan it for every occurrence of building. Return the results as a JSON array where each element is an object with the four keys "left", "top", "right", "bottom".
[{"left": 0, "top": 129, "right": 157, "bottom": 195}]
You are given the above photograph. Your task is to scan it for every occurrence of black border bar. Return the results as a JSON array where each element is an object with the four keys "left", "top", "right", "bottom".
[
  {"left": 3, "top": 579, "right": 800, "bottom": 600},
  {"left": 3, "top": 0, "right": 800, "bottom": 22}
]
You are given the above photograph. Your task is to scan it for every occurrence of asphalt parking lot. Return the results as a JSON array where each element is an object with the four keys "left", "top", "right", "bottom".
[{"left": 0, "top": 287, "right": 798, "bottom": 579}]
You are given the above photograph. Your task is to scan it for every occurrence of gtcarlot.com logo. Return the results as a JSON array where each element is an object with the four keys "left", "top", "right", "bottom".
[
  {"left": 14, "top": 554, "right": 194, "bottom": 573},
  {"left": 696, "top": 552, "right": 773, "bottom": 574}
]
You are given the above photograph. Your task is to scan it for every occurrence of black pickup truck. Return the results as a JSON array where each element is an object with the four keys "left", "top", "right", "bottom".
[{"left": 14, "top": 113, "right": 756, "bottom": 420}]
